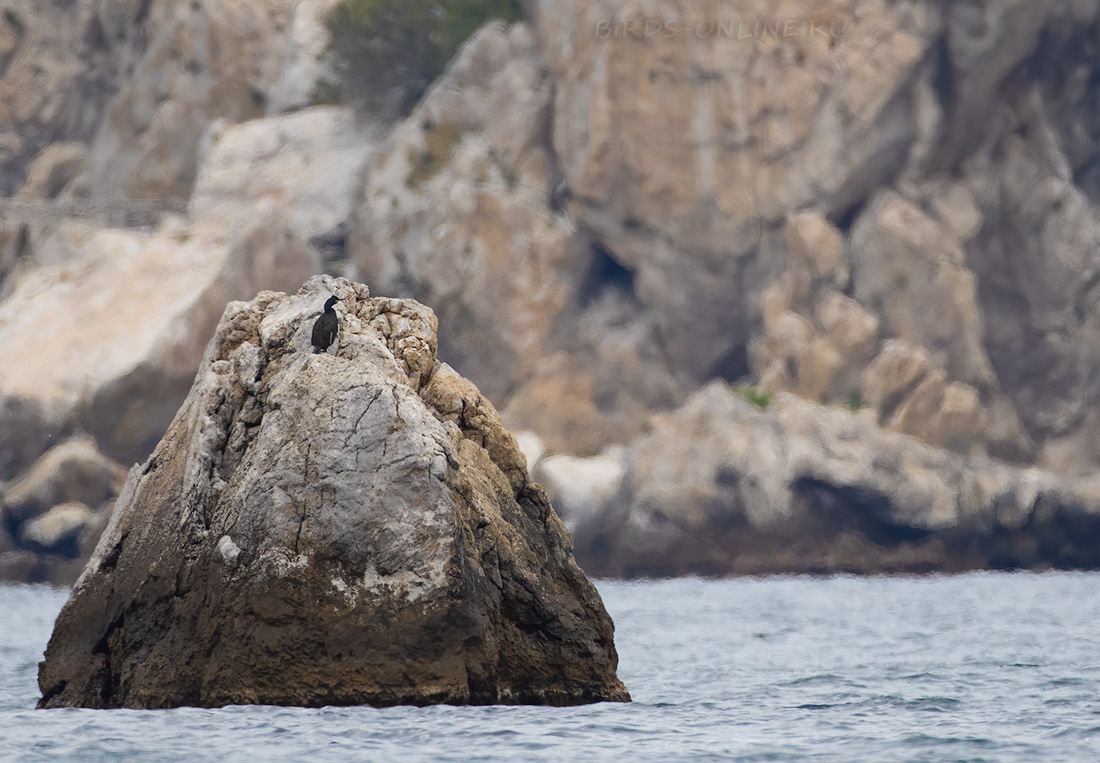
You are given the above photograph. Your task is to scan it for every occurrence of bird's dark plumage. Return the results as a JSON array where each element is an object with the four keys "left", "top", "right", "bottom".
[{"left": 311, "top": 295, "right": 340, "bottom": 353}]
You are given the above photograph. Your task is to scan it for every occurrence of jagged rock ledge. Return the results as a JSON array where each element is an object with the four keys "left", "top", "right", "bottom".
[
  {"left": 37, "top": 276, "right": 629, "bottom": 709},
  {"left": 564, "top": 383, "right": 1100, "bottom": 577}
]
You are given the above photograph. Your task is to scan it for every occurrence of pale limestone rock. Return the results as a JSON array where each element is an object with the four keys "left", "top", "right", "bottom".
[
  {"left": 750, "top": 211, "right": 870, "bottom": 403},
  {"left": 536, "top": 0, "right": 938, "bottom": 378},
  {"left": 0, "top": 436, "right": 123, "bottom": 582},
  {"left": 927, "top": 181, "right": 984, "bottom": 244},
  {"left": 214, "top": 535, "right": 242, "bottom": 568},
  {"left": 0, "top": 1, "right": 136, "bottom": 195},
  {"left": 814, "top": 292, "right": 881, "bottom": 396},
  {"left": 189, "top": 106, "right": 378, "bottom": 242},
  {"left": 784, "top": 211, "right": 849, "bottom": 309},
  {"left": 512, "top": 431, "right": 545, "bottom": 473},
  {"left": 0, "top": 436, "right": 126, "bottom": 527},
  {"left": 350, "top": 21, "right": 683, "bottom": 453},
  {"left": 859, "top": 341, "right": 992, "bottom": 456},
  {"left": 351, "top": 22, "right": 574, "bottom": 405},
  {"left": 83, "top": 0, "right": 300, "bottom": 203},
  {"left": 850, "top": 190, "right": 995, "bottom": 389},
  {"left": 266, "top": 0, "right": 339, "bottom": 114},
  {"left": 0, "top": 206, "right": 319, "bottom": 471},
  {"left": 964, "top": 102, "right": 1100, "bottom": 442},
  {"left": 22, "top": 219, "right": 101, "bottom": 268},
  {"left": 863, "top": 340, "right": 935, "bottom": 421},
  {"left": 754, "top": 310, "right": 824, "bottom": 399}
]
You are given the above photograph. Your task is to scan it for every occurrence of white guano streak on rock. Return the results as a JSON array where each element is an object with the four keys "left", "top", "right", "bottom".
[{"left": 215, "top": 535, "right": 241, "bottom": 567}]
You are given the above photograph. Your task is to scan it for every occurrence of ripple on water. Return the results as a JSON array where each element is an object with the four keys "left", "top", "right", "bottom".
[{"left": 5, "top": 574, "right": 1100, "bottom": 761}]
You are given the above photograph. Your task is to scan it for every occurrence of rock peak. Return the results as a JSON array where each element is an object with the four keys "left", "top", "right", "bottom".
[{"left": 38, "top": 277, "right": 629, "bottom": 709}]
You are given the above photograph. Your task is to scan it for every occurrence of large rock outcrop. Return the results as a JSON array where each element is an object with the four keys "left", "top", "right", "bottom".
[
  {"left": 535, "top": 0, "right": 939, "bottom": 382},
  {"left": 570, "top": 383, "right": 1100, "bottom": 577},
  {"left": 0, "top": 0, "right": 339, "bottom": 204},
  {"left": 349, "top": 20, "right": 684, "bottom": 454},
  {"left": 38, "top": 276, "right": 628, "bottom": 709},
  {"left": 8, "top": 0, "right": 1100, "bottom": 581}
]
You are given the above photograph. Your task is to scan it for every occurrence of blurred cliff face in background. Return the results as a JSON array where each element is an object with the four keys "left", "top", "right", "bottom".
[{"left": 4, "top": 0, "right": 1100, "bottom": 581}]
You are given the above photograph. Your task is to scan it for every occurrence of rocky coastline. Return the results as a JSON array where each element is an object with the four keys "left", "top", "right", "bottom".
[{"left": 4, "top": 1, "right": 1100, "bottom": 581}]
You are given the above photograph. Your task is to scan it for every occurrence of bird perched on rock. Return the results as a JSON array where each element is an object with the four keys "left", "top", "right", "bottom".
[{"left": 311, "top": 295, "right": 340, "bottom": 353}]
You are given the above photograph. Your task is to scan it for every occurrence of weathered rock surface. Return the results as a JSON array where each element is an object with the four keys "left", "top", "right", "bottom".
[
  {"left": 519, "top": 0, "right": 1100, "bottom": 473},
  {"left": 0, "top": 206, "right": 318, "bottom": 476},
  {"left": 80, "top": 0, "right": 301, "bottom": 204},
  {"left": 190, "top": 106, "right": 377, "bottom": 258},
  {"left": 0, "top": 436, "right": 124, "bottom": 584},
  {"left": 572, "top": 383, "right": 1100, "bottom": 577},
  {"left": 352, "top": 22, "right": 572, "bottom": 404},
  {"left": 0, "top": 1, "right": 136, "bottom": 195},
  {"left": 1, "top": 436, "right": 125, "bottom": 528},
  {"left": 38, "top": 276, "right": 628, "bottom": 709},
  {"left": 349, "top": 21, "right": 684, "bottom": 454},
  {"left": 266, "top": 0, "right": 340, "bottom": 114},
  {"left": 536, "top": 0, "right": 938, "bottom": 382},
  {"left": 8, "top": 0, "right": 1100, "bottom": 582},
  {"left": 0, "top": 0, "right": 338, "bottom": 204}
]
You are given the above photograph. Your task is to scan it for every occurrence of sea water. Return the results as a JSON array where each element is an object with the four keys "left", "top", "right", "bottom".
[{"left": 3, "top": 573, "right": 1100, "bottom": 762}]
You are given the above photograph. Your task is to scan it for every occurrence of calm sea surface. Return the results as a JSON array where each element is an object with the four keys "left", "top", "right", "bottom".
[{"left": 3, "top": 573, "right": 1100, "bottom": 761}]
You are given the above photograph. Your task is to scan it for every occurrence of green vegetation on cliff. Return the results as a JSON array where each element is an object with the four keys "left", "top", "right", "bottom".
[
  {"left": 322, "top": 0, "right": 522, "bottom": 117},
  {"left": 732, "top": 384, "right": 773, "bottom": 410}
]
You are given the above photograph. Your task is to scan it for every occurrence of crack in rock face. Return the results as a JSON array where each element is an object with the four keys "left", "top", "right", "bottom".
[{"left": 37, "top": 276, "right": 629, "bottom": 709}]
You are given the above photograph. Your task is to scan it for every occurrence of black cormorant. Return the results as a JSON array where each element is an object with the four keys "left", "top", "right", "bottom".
[{"left": 311, "top": 295, "right": 340, "bottom": 353}]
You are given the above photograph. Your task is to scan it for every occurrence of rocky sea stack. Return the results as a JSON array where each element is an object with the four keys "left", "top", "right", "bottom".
[{"left": 37, "top": 277, "right": 629, "bottom": 709}]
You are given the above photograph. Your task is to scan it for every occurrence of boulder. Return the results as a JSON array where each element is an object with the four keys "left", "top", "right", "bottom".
[
  {"left": 18, "top": 502, "right": 102, "bottom": 559},
  {"left": 849, "top": 190, "right": 995, "bottom": 389},
  {"left": 1, "top": 436, "right": 125, "bottom": 528},
  {"left": 38, "top": 276, "right": 628, "bottom": 709},
  {"left": 0, "top": 437, "right": 124, "bottom": 585}
]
